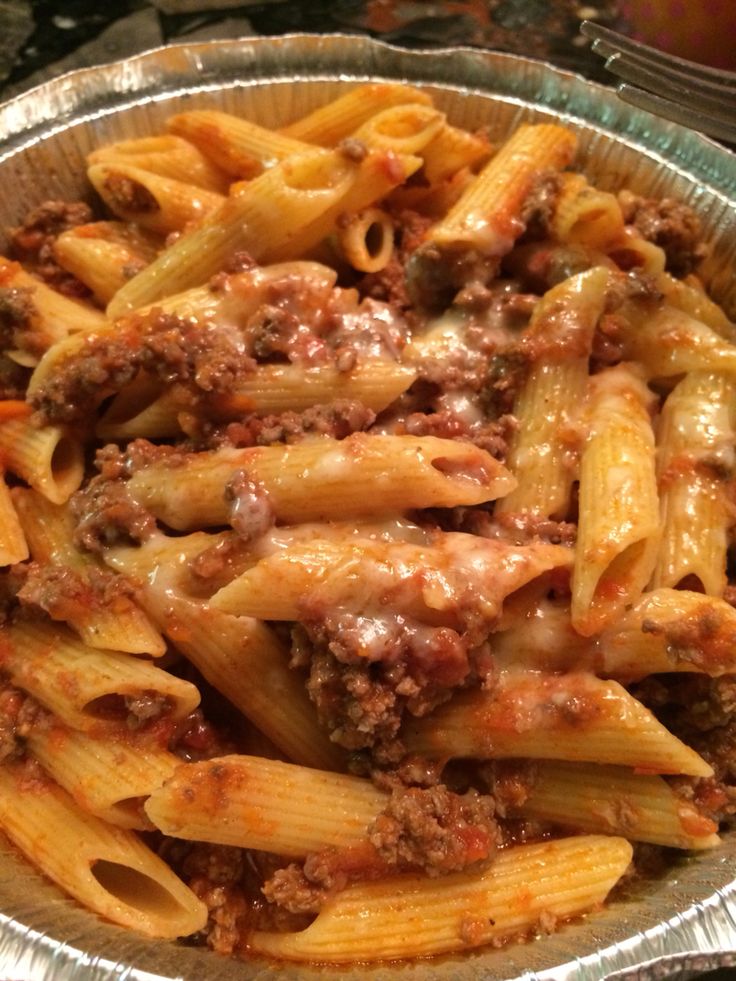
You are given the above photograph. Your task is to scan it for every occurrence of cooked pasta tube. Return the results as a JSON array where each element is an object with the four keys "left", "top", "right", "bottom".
[
  {"left": 656, "top": 271, "right": 736, "bottom": 341},
  {"left": 87, "top": 134, "right": 229, "bottom": 193},
  {"left": 0, "top": 762, "right": 206, "bottom": 938},
  {"left": 27, "top": 723, "right": 179, "bottom": 830},
  {"left": 351, "top": 104, "right": 445, "bottom": 155},
  {"left": 12, "top": 487, "right": 165, "bottom": 656},
  {"left": 608, "top": 226, "right": 666, "bottom": 276},
  {"left": 621, "top": 305, "right": 736, "bottom": 377},
  {"left": 0, "top": 417, "right": 83, "bottom": 504},
  {"left": 126, "top": 347, "right": 411, "bottom": 428},
  {"left": 403, "top": 670, "right": 713, "bottom": 777},
  {"left": 250, "top": 835, "right": 632, "bottom": 962},
  {"left": 210, "top": 535, "right": 573, "bottom": 625},
  {"left": 54, "top": 222, "right": 160, "bottom": 305},
  {"left": 426, "top": 124, "right": 577, "bottom": 255},
  {"left": 146, "top": 755, "right": 385, "bottom": 855},
  {"left": 571, "top": 364, "right": 660, "bottom": 636},
  {"left": 0, "top": 471, "right": 28, "bottom": 565},
  {"left": 420, "top": 122, "right": 492, "bottom": 184},
  {"left": 166, "top": 109, "right": 313, "bottom": 178},
  {"left": 550, "top": 173, "right": 625, "bottom": 249},
  {"left": 126, "top": 434, "right": 516, "bottom": 529},
  {"left": 106, "top": 538, "right": 345, "bottom": 772},
  {"left": 652, "top": 370, "right": 736, "bottom": 594},
  {"left": 509, "top": 761, "right": 718, "bottom": 849},
  {"left": 266, "top": 148, "right": 421, "bottom": 262},
  {"left": 600, "top": 588, "right": 736, "bottom": 680},
  {"left": 280, "top": 82, "right": 432, "bottom": 145},
  {"left": 496, "top": 266, "right": 612, "bottom": 517},
  {"left": 106, "top": 148, "right": 360, "bottom": 317},
  {"left": 3, "top": 621, "right": 199, "bottom": 731},
  {"left": 0, "top": 256, "right": 108, "bottom": 356},
  {"left": 492, "top": 599, "right": 594, "bottom": 673},
  {"left": 100, "top": 359, "right": 417, "bottom": 438},
  {"left": 336, "top": 207, "right": 395, "bottom": 273},
  {"left": 87, "top": 162, "right": 224, "bottom": 235}
]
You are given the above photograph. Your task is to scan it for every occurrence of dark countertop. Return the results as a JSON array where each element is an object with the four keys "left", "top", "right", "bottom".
[{"left": 0, "top": 0, "right": 623, "bottom": 99}]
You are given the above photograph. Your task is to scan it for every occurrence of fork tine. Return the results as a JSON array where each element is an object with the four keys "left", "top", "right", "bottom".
[
  {"left": 605, "top": 52, "right": 736, "bottom": 119},
  {"left": 580, "top": 21, "right": 736, "bottom": 88},
  {"left": 617, "top": 84, "right": 736, "bottom": 144}
]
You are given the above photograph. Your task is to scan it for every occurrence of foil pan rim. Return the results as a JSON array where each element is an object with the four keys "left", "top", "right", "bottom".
[{"left": 1, "top": 31, "right": 736, "bottom": 981}]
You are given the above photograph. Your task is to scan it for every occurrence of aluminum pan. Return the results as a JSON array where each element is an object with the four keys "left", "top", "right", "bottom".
[{"left": 1, "top": 32, "right": 736, "bottom": 981}]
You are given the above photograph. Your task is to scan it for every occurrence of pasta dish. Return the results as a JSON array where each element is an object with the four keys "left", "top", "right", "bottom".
[{"left": 0, "top": 80, "right": 733, "bottom": 965}]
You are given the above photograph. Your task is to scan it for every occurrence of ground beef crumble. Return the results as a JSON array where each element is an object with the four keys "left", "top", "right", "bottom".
[
  {"left": 71, "top": 478, "right": 157, "bottom": 553},
  {"left": 291, "top": 612, "right": 490, "bottom": 758},
  {"left": 10, "top": 199, "right": 93, "bottom": 297},
  {"left": 263, "top": 784, "right": 498, "bottom": 915},
  {"left": 618, "top": 190, "right": 708, "bottom": 276},
  {"left": 0, "top": 682, "right": 42, "bottom": 762}
]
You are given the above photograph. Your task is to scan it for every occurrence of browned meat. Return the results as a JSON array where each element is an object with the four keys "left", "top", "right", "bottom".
[
  {"left": 102, "top": 173, "right": 159, "bottom": 214},
  {"left": 619, "top": 191, "right": 707, "bottom": 276},
  {"left": 31, "top": 311, "right": 258, "bottom": 425},
  {"left": 293, "top": 614, "right": 471, "bottom": 756},
  {"left": 71, "top": 479, "right": 157, "bottom": 552},
  {"left": 207, "top": 400, "right": 375, "bottom": 448},
  {"left": 369, "top": 784, "right": 499, "bottom": 874},
  {"left": 0, "top": 682, "right": 42, "bottom": 762},
  {"left": 10, "top": 199, "right": 93, "bottom": 297}
]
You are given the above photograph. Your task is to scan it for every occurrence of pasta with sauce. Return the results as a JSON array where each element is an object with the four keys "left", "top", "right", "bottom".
[{"left": 0, "top": 81, "right": 733, "bottom": 965}]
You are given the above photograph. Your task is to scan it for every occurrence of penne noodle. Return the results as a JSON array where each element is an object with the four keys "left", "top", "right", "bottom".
[
  {"left": 250, "top": 835, "right": 632, "bottom": 962},
  {"left": 426, "top": 123, "right": 577, "bottom": 255},
  {"left": 280, "top": 82, "right": 433, "bottom": 145},
  {"left": 551, "top": 173, "right": 625, "bottom": 249},
  {"left": 106, "top": 148, "right": 361, "bottom": 316},
  {"left": 0, "top": 471, "right": 28, "bottom": 565},
  {"left": 12, "top": 487, "right": 166, "bottom": 655},
  {"left": 126, "top": 434, "right": 516, "bottom": 530},
  {"left": 652, "top": 370, "right": 736, "bottom": 594},
  {"left": 3, "top": 620, "right": 199, "bottom": 732},
  {"left": 572, "top": 364, "right": 660, "bottom": 636},
  {"left": 600, "top": 588, "right": 736, "bottom": 680},
  {"left": 167, "top": 109, "right": 312, "bottom": 178},
  {"left": 87, "top": 134, "right": 230, "bottom": 193},
  {"left": 146, "top": 754, "right": 384, "bottom": 854},
  {"left": 106, "top": 535, "right": 345, "bottom": 772},
  {"left": 403, "top": 670, "right": 713, "bottom": 777},
  {"left": 508, "top": 761, "right": 718, "bottom": 850},
  {"left": 54, "top": 221, "right": 160, "bottom": 305},
  {"left": 351, "top": 104, "right": 445, "bottom": 155},
  {"left": 210, "top": 534, "right": 573, "bottom": 624},
  {"left": 0, "top": 256, "right": 108, "bottom": 358},
  {"left": 87, "top": 162, "right": 224, "bottom": 235},
  {"left": 27, "top": 722, "right": 179, "bottom": 830},
  {"left": 0, "top": 416, "right": 83, "bottom": 504},
  {"left": 0, "top": 761, "right": 206, "bottom": 938},
  {"left": 336, "top": 207, "right": 395, "bottom": 273}
]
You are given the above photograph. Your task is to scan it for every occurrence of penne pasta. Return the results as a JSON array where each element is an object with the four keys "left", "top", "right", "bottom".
[
  {"left": 145, "top": 754, "right": 384, "bottom": 854},
  {"left": 250, "top": 835, "right": 632, "bottom": 962},
  {"left": 403, "top": 670, "right": 713, "bottom": 777},
  {"left": 651, "top": 370, "right": 736, "bottom": 595},
  {"left": 507, "top": 761, "right": 718, "bottom": 849},
  {"left": 571, "top": 363, "right": 660, "bottom": 636},
  {"left": 0, "top": 87, "right": 731, "bottom": 971},
  {"left": 426, "top": 123, "right": 577, "bottom": 255},
  {"left": 27, "top": 721, "right": 179, "bottom": 830},
  {"left": 126, "top": 434, "right": 516, "bottom": 530},
  {"left": 3, "top": 620, "right": 199, "bottom": 732},
  {"left": 0, "top": 761, "right": 206, "bottom": 938}
]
